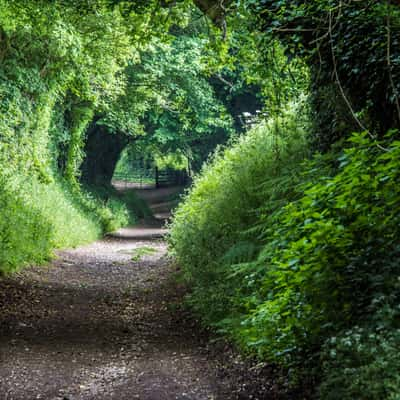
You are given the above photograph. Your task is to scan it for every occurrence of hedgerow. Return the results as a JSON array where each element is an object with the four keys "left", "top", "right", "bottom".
[
  {"left": 0, "top": 1, "right": 156, "bottom": 274},
  {"left": 170, "top": 122, "right": 400, "bottom": 396},
  {"left": 169, "top": 100, "right": 310, "bottom": 324},
  {"left": 239, "top": 133, "right": 400, "bottom": 364}
]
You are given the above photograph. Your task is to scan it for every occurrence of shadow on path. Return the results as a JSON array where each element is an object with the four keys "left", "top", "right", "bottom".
[
  {"left": 0, "top": 187, "right": 228, "bottom": 400},
  {"left": 0, "top": 186, "right": 289, "bottom": 400}
]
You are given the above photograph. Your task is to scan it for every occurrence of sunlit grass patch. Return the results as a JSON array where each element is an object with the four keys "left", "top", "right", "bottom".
[{"left": 130, "top": 246, "right": 158, "bottom": 262}]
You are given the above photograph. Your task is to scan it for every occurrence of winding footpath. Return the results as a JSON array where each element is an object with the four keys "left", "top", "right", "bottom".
[{"left": 0, "top": 187, "right": 286, "bottom": 400}]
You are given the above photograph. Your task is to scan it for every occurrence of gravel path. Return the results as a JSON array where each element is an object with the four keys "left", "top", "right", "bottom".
[
  {"left": 0, "top": 187, "right": 292, "bottom": 400},
  {"left": 0, "top": 236, "right": 222, "bottom": 400}
]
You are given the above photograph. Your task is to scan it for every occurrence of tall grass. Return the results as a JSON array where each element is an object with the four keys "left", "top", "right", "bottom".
[
  {"left": 169, "top": 100, "right": 310, "bottom": 324},
  {"left": 169, "top": 103, "right": 400, "bottom": 397},
  {"left": 0, "top": 173, "right": 146, "bottom": 274}
]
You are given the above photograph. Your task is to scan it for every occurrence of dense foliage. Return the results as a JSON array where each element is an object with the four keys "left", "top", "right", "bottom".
[
  {"left": 0, "top": 0, "right": 138, "bottom": 272},
  {"left": 0, "top": 1, "right": 236, "bottom": 272},
  {"left": 170, "top": 99, "right": 310, "bottom": 321},
  {"left": 170, "top": 2, "right": 400, "bottom": 398},
  {"left": 170, "top": 122, "right": 400, "bottom": 397},
  {"left": 109, "top": 31, "right": 235, "bottom": 176},
  {"left": 2, "top": 0, "right": 400, "bottom": 398},
  {"left": 249, "top": 0, "right": 400, "bottom": 148}
]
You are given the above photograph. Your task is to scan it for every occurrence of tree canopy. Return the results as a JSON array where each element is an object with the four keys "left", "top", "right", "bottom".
[{"left": 1, "top": 1, "right": 400, "bottom": 398}]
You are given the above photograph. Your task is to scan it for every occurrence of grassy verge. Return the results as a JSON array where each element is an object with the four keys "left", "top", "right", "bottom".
[{"left": 0, "top": 175, "right": 151, "bottom": 274}]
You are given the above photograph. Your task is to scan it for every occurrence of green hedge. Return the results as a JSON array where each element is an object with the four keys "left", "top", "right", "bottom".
[
  {"left": 170, "top": 124, "right": 400, "bottom": 397},
  {"left": 169, "top": 101, "right": 310, "bottom": 325}
]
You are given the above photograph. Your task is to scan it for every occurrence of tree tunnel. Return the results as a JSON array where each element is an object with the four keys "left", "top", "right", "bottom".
[{"left": 80, "top": 120, "right": 192, "bottom": 189}]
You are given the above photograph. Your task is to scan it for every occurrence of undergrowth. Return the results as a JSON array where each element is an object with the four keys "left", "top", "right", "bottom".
[
  {"left": 0, "top": 175, "right": 148, "bottom": 274},
  {"left": 169, "top": 100, "right": 310, "bottom": 325},
  {"left": 170, "top": 102, "right": 400, "bottom": 397},
  {"left": 84, "top": 184, "right": 152, "bottom": 231}
]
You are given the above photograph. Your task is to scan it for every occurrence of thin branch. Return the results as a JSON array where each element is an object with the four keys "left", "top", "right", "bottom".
[
  {"left": 219, "top": 0, "right": 227, "bottom": 40},
  {"left": 329, "top": 11, "right": 369, "bottom": 134},
  {"left": 215, "top": 73, "right": 234, "bottom": 90},
  {"left": 328, "top": 8, "right": 388, "bottom": 151},
  {"left": 272, "top": 28, "right": 314, "bottom": 32},
  {"left": 386, "top": 0, "right": 400, "bottom": 125}
]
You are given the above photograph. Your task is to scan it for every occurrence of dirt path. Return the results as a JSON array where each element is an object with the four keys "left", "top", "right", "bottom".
[{"left": 0, "top": 188, "right": 288, "bottom": 400}]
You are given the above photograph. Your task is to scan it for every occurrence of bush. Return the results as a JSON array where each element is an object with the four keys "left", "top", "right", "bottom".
[
  {"left": 84, "top": 184, "right": 153, "bottom": 232},
  {"left": 0, "top": 176, "right": 53, "bottom": 274},
  {"left": 319, "top": 302, "right": 400, "bottom": 400},
  {"left": 239, "top": 133, "right": 400, "bottom": 369},
  {"left": 169, "top": 100, "right": 310, "bottom": 325},
  {"left": 170, "top": 126, "right": 400, "bottom": 397},
  {"left": 80, "top": 184, "right": 131, "bottom": 234}
]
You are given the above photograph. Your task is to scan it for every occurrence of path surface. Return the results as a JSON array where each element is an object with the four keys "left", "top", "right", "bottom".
[{"left": 0, "top": 187, "right": 286, "bottom": 400}]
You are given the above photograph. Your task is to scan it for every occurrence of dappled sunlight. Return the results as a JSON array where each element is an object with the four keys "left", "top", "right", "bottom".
[{"left": 1, "top": 0, "right": 400, "bottom": 398}]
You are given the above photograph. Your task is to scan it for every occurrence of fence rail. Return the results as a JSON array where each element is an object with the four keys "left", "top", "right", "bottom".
[{"left": 112, "top": 168, "right": 189, "bottom": 189}]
